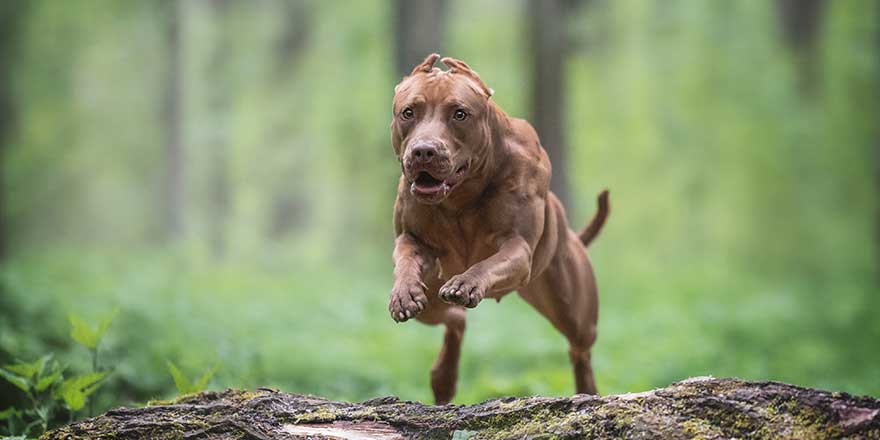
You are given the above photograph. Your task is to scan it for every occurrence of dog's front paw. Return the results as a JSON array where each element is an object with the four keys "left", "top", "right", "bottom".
[
  {"left": 389, "top": 279, "right": 428, "bottom": 322},
  {"left": 439, "top": 274, "right": 486, "bottom": 308}
]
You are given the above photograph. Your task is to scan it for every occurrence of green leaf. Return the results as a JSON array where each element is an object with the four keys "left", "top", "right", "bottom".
[
  {"left": 94, "top": 309, "right": 119, "bottom": 344},
  {"left": 0, "top": 406, "right": 20, "bottom": 420},
  {"left": 0, "top": 368, "right": 29, "bottom": 393},
  {"left": 68, "top": 313, "right": 98, "bottom": 349},
  {"left": 34, "top": 369, "right": 62, "bottom": 392},
  {"left": 166, "top": 362, "right": 217, "bottom": 395},
  {"left": 1, "top": 363, "right": 34, "bottom": 380},
  {"left": 3, "top": 355, "right": 53, "bottom": 383},
  {"left": 166, "top": 361, "right": 192, "bottom": 394},
  {"left": 192, "top": 365, "right": 217, "bottom": 392},
  {"left": 56, "top": 372, "right": 108, "bottom": 411},
  {"left": 34, "top": 354, "right": 53, "bottom": 378}
]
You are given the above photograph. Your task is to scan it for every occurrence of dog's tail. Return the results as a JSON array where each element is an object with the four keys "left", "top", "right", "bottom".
[{"left": 579, "top": 189, "right": 610, "bottom": 247}]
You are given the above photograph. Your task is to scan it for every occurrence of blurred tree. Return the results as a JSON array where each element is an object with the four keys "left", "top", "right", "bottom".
[
  {"left": 268, "top": 1, "right": 311, "bottom": 240},
  {"left": 393, "top": 0, "right": 448, "bottom": 77},
  {"left": 207, "top": 0, "right": 232, "bottom": 258},
  {"left": 0, "top": 1, "right": 28, "bottom": 259},
  {"left": 162, "top": 0, "right": 187, "bottom": 241},
  {"left": 0, "top": 3, "right": 27, "bottom": 413},
  {"left": 274, "top": 1, "right": 310, "bottom": 78},
  {"left": 528, "top": 0, "right": 575, "bottom": 206},
  {"left": 776, "top": 0, "right": 827, "bottom": 94}
]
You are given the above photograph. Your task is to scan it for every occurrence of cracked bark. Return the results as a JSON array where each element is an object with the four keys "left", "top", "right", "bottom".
[{"left": 43, "top": 377, "right": 879, "bottom": 439}]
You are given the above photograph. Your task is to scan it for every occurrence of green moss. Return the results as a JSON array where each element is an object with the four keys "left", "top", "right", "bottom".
[
  {"left": 288, "top": 405, "right": 343, "bottom": 423},
  {"left": 146, "top": 389, "right": 267, "bottom": 407},
  {"left": 679, "top": 418, "right": 723, "bottom": 440}
]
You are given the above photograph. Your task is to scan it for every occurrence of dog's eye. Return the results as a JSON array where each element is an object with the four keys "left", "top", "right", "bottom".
[
  {"left": 401, "top": 107, "right": 414, "bottom": 120},
  {"left": 453, "top": 109, "right": 468, "bottom": 121}
]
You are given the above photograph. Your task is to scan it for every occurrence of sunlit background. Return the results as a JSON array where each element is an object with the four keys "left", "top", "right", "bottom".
[{"left": 1, "top": 0, "right": 878, "bottom": 417}]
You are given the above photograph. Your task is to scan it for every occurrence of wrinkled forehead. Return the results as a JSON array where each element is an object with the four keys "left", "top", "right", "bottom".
[{"left": 393, "top": 69, "right": 486, "bottom": 111}]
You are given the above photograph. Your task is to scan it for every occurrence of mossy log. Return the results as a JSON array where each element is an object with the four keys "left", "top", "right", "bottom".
[{"left": 43, "top": 377, "right": 879, "bottom": 439}]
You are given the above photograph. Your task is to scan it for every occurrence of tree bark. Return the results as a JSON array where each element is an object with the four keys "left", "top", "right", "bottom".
[
  {"left": 162, "top": 0, "right": 187, "bottom": 242},
  {"left": 0, "top": 0, "right": 28, "bottom": 259},
  {"left": 44, "top": 377, "right": 880, "bottom": 439},
  {"left": 393, "top": 0, "right": 448, "bottom": 78},
  {"left": 529, "top": 0, "right": 572, "bottom": 208}
]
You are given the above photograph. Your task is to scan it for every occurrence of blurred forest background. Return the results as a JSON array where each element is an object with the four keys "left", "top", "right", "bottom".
[{"left": 0, "top": 0, "right": 878, "bottom": 416}]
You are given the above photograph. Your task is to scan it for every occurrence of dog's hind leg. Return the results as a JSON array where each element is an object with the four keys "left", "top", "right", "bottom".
[
  {"left": 417, "top": 305, "right": 466, "bottom": 404},
  {"left": 519, "top": 240, "right": 600, "bottom": 396},
  {"left": 568, "top": 334, "right": 598, "bottom": 395}
]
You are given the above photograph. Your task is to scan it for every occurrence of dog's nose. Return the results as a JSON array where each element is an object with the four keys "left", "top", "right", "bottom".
[{"left": 410, "top": 143, "right": 440, "bottom": 164}]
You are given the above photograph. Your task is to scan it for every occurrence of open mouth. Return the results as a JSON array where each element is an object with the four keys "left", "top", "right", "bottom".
[
  {"left": 410, "top": 162, "right": 469, "bottom": 200},
  {"left": 414, "top": 171, "right": 444, "bottom": 192}
]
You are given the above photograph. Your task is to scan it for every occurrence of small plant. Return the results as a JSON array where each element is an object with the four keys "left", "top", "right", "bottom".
[
  {"left": 166, "top": 361, "right": 217, "bottom": 395},
  {"left": 0, "top": 311, "right": 116, "bottom": 438},
  {"left": 68, "top": 309, "right": 116, "bottom": 416},
  {"left": 68, "top": 309, "right": 117, "bottom": 372},
  {"left": 0, "top": 355, "right": 106, "bottom": 438}
]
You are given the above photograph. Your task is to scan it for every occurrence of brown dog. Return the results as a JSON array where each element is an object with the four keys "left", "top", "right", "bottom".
[{"left": 388, "top": 54, "right": 609, "bottom": 405}]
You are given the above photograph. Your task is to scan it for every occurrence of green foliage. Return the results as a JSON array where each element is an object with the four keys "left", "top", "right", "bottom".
[
  {"left": 0, "top": 408, "right": 19, "bottom": 420},
  {"left": 0, "top": 313, "right": 113, "bottom": 437},
  {"left": 56, "top": 372, "right": 108, "bottom": 412},
  {"left": 166, "top": 361, "right": 217, "bottom": 395},
  {"left": 0, "top": 355, "right": 61, "bottom": 398},
  {"left": 0, "top": 369, "right": 28, "bottom": 394},
  {"left": 0, "top": 355, "right": 66, "bottom": 437},
  {"left": 68, "top": 310, "right": 117, "bottom": 351}
]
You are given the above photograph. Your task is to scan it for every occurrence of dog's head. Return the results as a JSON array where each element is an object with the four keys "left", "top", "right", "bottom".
[{"left": 391, "top": 54, "right": 496, "bottom": 204}]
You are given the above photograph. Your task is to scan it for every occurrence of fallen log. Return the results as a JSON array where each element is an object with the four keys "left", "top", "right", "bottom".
[{"left": 43, "top": 377, "right": 879, "bottom": 439}]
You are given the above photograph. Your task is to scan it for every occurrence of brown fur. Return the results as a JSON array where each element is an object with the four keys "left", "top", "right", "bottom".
[{"left": 388, "top": 54, "right": 609, "bottom": 404}]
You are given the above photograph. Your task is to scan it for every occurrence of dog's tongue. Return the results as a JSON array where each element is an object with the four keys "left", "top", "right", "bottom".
[{"left": 412, "top": 180, "right": 448, "bottom": 195}]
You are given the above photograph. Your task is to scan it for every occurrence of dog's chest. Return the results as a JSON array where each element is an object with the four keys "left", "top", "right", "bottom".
[{"left": 421, "top": 212, "right": 495, "bottom": 279}]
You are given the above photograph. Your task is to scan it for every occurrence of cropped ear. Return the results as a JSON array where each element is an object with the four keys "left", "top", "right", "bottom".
[
  {"left": 441, "top": 57, "right": 494, "bottom": 98},
  {"left": 410, "top": 53, "right": 441, "bottom": 76}
]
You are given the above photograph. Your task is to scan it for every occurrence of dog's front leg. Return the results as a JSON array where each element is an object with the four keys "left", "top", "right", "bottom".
[
  {"left": 389, "top": 233, "right": 432, "bottom": 322},
  {"left": 439, "top": 235, "right": 532, "bottom": 308}
]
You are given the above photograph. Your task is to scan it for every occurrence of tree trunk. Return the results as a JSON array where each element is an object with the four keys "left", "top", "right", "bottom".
[
  {"left": 162, "top": 0, "right": 187, "bottom": 242},
  {"left": 0, "top": 1, "right": 27, "bottom": 259},
  {"left": 206, "top": 0, "right": 232, "bottom": 258},
  {"left": 44, "top": 377, "right": 880, "bottom": 439},
  {"left": 274, "top": 1, "right": 310, "bottom": 78},
  {"left": 393, "top": 0, "right": 448, "bottom": 77},
  {"left": 529, "top": 0, "right": 572, "bottom": 207},
  {"left": 776, "top": 0, "right": 827, "bottom": 94},
  {"left": 266, "top": 1, "right": 311, "bottom": 240}
]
